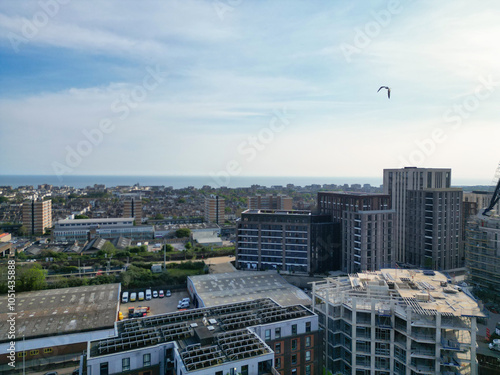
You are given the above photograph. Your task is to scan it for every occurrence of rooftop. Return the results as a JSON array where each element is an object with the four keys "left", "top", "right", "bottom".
[
  {"left": 242, "top": 209, "right": 311, "bottom": 215},
  {"left": 90, "top": 298, "right": 312, "bottom": 370},
  {"left": 314, "top": 269, "right": 484, "bottom": 318},
  {"left": 0, "top": 284, "right": 120, "bottom": 342},
  {"left": 190, "top": 271, "right": 311, "bottom": 307},
  {"left": 56, "top": 218, "right": 133, "bottom": 225}
]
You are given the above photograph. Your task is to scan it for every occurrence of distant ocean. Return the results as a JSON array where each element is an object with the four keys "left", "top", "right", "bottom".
[{"left": 0, "top": 175, "right": 384, "bottom": 189}]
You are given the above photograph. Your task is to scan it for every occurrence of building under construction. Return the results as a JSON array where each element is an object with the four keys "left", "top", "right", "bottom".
[{"left": 465, "top": 214, "right": 500, "bottom": 292}]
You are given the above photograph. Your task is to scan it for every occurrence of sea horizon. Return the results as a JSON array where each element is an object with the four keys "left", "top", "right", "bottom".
[{"left": 0, "top": 174, "right": 490, "bottom": 190}]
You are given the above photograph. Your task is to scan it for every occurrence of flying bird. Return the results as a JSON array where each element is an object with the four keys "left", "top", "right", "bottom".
[{"left": 377, "top": 86, "right": 391, "bottom": 99}]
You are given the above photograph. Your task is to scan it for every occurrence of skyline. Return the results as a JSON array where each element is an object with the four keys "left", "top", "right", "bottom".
[{"left": 1, "top": 1, "right": 500, "bottom": 185}]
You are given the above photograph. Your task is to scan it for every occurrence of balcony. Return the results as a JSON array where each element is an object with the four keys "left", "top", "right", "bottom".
[
  {"left": 441, "top": 338, "right": 462, "bottom": 351},
  {"left": 411, "top": 348, "right": 435, "bottom": 359},
  {"left": 410, "top": 332, "right": 436, "bottom": 343},
  {"left": 441, "top": 356, "right": 460, "bottom": 367},
  {"left": 408, "top": 363, "right": 435, "bottom": 374}
]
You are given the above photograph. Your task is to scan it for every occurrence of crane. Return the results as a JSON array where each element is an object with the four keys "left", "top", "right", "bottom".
[{"left": 483, "top": 162, "right": 500, "bottom": 216}]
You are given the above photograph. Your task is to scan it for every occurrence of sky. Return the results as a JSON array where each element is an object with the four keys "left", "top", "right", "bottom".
[{"left": 1, "top": 0, "right": 499, "bottom": 185}]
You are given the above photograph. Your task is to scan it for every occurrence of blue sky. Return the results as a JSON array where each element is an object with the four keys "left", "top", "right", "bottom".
[{"left": 0, "top": 0, "right": 499, "bottom": 184}]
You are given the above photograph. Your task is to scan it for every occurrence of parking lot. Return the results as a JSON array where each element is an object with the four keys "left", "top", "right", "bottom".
[{"left": 119, "top": 289, "right": 192, "bottom": 319}]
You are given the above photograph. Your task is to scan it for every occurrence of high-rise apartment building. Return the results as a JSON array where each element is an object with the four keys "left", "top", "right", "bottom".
[
  {"left": 383, "top": 167, "right": 455, "bottom": 265},
  {"left": 318, "top": 192, "right": 394, "bottom": 273},
  {"left": 465, "top": 214, "right": 500, "bottom": 292},
  {"left": 22, "top": 199, "right": 52, "bottom": 235},
  {"left": 248, "top": 194, "right": 293, "bottom": 210},
  {"left": 236, "top": 209, "right": 334, "bottom": 274},
  {"left": 205, "top": 195, "right": 225, "bottom": 224},
  {"left": 123, "top": 198, "right": 142, "bottom": 224},
  {"left": 312, "top": 269, "right": 483, "bottom": 375},
  {"left": 406, "top": 189, "right": 463, "bottom": 270}
]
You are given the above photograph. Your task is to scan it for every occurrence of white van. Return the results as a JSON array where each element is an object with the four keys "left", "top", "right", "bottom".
[
  {"left": 145, "top": 289, "right": 152, "bottom": 300},
  {"left": 130, "top": 292, "right": 137, "bottom": 302},
  {"left": 138, "top": 292, "right": 145, "bottom": 301},
  {"left": 122, "top": 292, "right": 129, "bottom": 303}
]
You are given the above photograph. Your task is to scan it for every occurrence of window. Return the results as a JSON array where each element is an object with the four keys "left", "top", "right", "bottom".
[
  {"left": 100, "top": 362, "right": 109, "bottom": 375},
  {"left": 216, "top": 372, "right": 223, "bottom": 375},
  {"left": 306, "top": 365, "right": 311, "bottom": 375},
  {"left": 265, "top": 329, "right": 271, "bottom": 340},
  {"left": 276, "top": 358, "right": 281, "bottom": 369},
  {"left": 122, "top": 358, "right": 130, "bottom": 371},
  {"left": 275, "top": 327, "right": 281, "bottom": 338},
  {"left": 306, "top": 336, "right": 311, "bottom": 347},
  {"left": 292, "top": 324, "right": 297, "bottom": 335},
  {"left": 305, "top": 321, "right": 311, "bottom": 333},
  {"left": 292, "top": 369, "right": 297, "bottom": 375},
  {"left": 306, "top": 350, "right": 311, "bottom": 361},
  {"left": 143, "top": 353, "right": 151, "bottom": 367},
  {"left": 18, "top": 352, "right": 26, "bottom": 358},
  {"left": 292, "top": 339, "right": 297, "bottom": 350},
  {"left": 30, "top": 350, "right": 39, "bottom": 356},
  {"left": 292, "top": 354, "right": 297, "bottom": 365},
  {"left": 241, "top": 364, "right": 249, "bottom": 375},
  {"left": 275, "top": 343, "right": 281, "bottom": 354}
]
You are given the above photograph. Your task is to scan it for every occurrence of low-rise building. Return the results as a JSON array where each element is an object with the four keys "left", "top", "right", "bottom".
[{"left": 87, "top": 298, "right": 321, "bottom": 375}]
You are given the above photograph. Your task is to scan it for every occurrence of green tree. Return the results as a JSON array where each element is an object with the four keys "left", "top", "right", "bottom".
[
  {"left": 154, "top": 213, "right": 164, "bottom": 220},
  {"left": 18, "top": 225, "right": 27, "bottom": 236},
  {"left": 185, "top": 242, "right": 192, "bottom": 250},
  {"left": 17, "top": 264, "right": 46, "bottom": 292},
  {"left": 176, "top": 228, "right": 191, "bottom": 238},
  {"left": 74, "top": 214, "right": 89, "bottom": 219}
]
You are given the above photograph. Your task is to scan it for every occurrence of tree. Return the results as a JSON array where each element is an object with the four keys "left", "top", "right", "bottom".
[
  {"left": 185, "top": 242, "right": 192, "bottom": 250},
  {"left": 18, "top": 225, "right": 27, "bottom": 236},
  {"left": 74, "top": 214, "right": 89, "bottom": 219},
  {"left": 176, "top": 228, "right": 191, "bottom": 238},
  {"left": 17, "top": 264, "right": 46, "bottom": 292},
  {"left": 154, "top": 213, "right": 164, "bottom": 220}
]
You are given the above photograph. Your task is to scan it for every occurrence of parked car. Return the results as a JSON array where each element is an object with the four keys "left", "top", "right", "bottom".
[
  {"left": 153, "top": 290, "right": 158, "bottom": 298},
  {"left": 145, "top": 289, "right": 152, "bottom": 300},
  {"left": 177, "top": 301, "right": 189, "bottom": 309},
  {"left": 121, "top": 292, "right": 129, "bottom": 303},
  {"left": 130, "top": 292, "right": 137, "bottom": 302},
  {"left": 159, "top": 290, "right": 164, "bottom": 298},
  {"left": 166, "top": 290, "right": 171, "bottom": 297},
  {"left": 138, "top": 291, "right": 145, "bottom": 301}
]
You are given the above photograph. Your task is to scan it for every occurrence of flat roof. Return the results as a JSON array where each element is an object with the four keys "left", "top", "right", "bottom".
[
  {"left": 57, "top": 218, "right": 133, "bottom": 224},
  {"left": 0, "top": 284, "right": 120, "bottom": 342},
  {"left": 90, "top": 298, "right": 313, "bottom": 370},
  {"left": 189, "top": 271, "right": 311, "bottom": 307},
  {"left": 242, "top": 209, "right": 311, "bottom": 215}
]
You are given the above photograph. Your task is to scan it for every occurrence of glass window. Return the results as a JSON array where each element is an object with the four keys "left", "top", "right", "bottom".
[
  {"left": 306, "top": 336, "right": 311, "bottom": 347},
  {"left": 306, "top": 350, "right": 311, "bottom": 361},
  {"left": 306, "top": 321, "right": 311, "bottom": 333},
  {"left": 100, "top": 362, "right": 109, "bottom": 375},
  {"left": 30, "top": 350, "right": 39, "bottom": 356},
  {"left": 265, "top": 329, "right": 271, "bottom": 340},
  {"left": 306, "top": 365, "right": 311, "bottom": 375},
  {"left": 122, "top": 358, "right": 130, "bottom": 371},
  {"left": 143, "top": 353, "right": 151, "bottom": 367},
  {"left": 44, "top": 348, "right": 53, "bottom": 354},
  {"left": 275, "top": 343, "right": 281, "bottom": 354},
  {"left": 292, "top": 339, "right": 297, "bottom": 350},
  {"left": 292, "top": 324, "right": 297, "bottom": 335},
  {"left": 241, "top": 364, "right": 249, "bottom": 375},
  {"left": 275, "top": 327, "right": 281, "bottom": 338},
  {"left": 292, "top": 354, "right": 297, "bottom": 365},
  {"left": 276, "top": 358, "right": 281, "bottom": 369}
]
